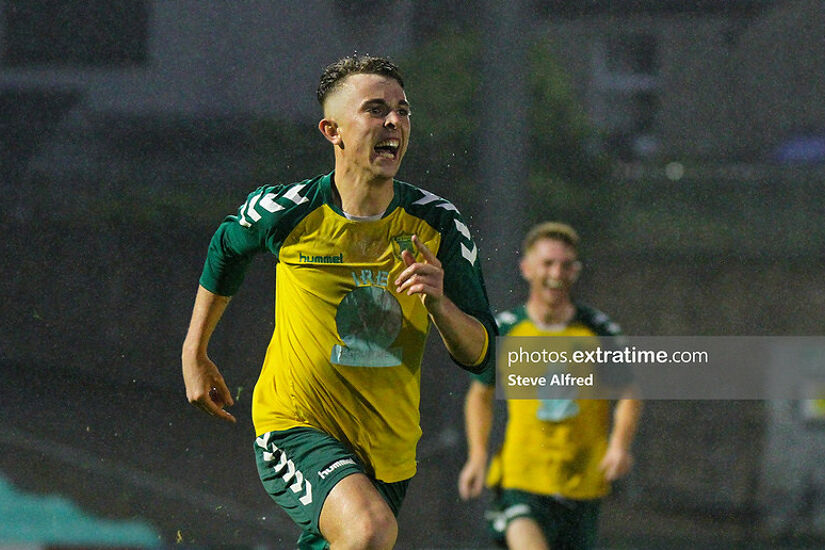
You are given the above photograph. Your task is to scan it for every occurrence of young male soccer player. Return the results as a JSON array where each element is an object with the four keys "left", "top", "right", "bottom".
[
  {"left": 182, "top": 55, "right": 496, "bottom": 549},
  {"left": 458, "top": 222, "right": 641, "bottom": 550}
]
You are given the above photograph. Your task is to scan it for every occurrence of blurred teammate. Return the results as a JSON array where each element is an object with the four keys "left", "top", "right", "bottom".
[
  {"left": 182, "top": 55, "right": 496, "bottom": 549},
  {"left": 458, "top": 222, "right": 642, "bottom": 550}
]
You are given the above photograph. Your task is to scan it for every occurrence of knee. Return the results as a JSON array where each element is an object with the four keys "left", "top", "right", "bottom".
[{"left": 344, "top": 507, "right": 397, "bottom": 550}]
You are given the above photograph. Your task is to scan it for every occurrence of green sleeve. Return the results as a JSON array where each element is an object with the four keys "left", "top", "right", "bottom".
[
  {"left": 198, "top": 184, "right": 289, "bottom": 296},
  {"left": 199, "top": 217, "right": 265, "bottom": 296},
  {"left": 437, "top": 212, "right": 498, "bottom": 374},
  {"left": 471, "top": 308, "right": 521, "bottom": 386}
]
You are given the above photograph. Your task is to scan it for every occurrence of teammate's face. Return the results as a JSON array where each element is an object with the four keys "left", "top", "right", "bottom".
[
  {"left": 321, "top": 73, "right": 410, "bottom": 180},
  {"left": 520, "top": 238, "right": 581, "bottom": 306}
]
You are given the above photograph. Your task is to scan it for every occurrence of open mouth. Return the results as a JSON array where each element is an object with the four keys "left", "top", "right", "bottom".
[{"left": 374, "top": 138, "right": 400, "bottom": 159}]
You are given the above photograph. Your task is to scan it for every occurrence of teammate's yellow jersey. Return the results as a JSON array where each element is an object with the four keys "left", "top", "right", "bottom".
[
  {"left": 477, "top": 305, "right": 622, "bottom": 499},
  {"left": 200, "top": 172, "right": 495, "bottom": 483}
]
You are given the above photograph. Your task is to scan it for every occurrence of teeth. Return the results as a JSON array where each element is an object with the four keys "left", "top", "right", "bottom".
[{"left": 375, "top": 139, "right": 400, "bottom": 148}]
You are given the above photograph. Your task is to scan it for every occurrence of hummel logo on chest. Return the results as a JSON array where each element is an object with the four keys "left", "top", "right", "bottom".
[{"left": 299, "top": 252, "right": 344, "bottom": 264}]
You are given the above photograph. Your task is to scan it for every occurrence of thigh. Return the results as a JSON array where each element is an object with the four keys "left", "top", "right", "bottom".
[
  {"left": 496, "top": 490, "right": 584, "bottom": 549},
  {"left": 506, "top": 516, "right": 551, "bottom": 550},
  {"left": 319, "top": 473, "right": 395, "bottom": 542},
  {"left": 320, "top": 472, "right": 410, "bottom": 535},
  {"left": 488, "top": 489, "right": 553, "bottom": 546}
]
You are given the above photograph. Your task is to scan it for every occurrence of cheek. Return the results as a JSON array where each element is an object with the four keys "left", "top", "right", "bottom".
[{"left": 524, "top": 268, "right": 542, "bottom": 284}]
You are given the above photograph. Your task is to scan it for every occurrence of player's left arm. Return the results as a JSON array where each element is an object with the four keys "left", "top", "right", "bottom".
[
  {"left": 395, "top": 234, "right": 491, "bottom": 369},
  {"left": 599, "top": 395, "right": 643, "bottom": 481}
]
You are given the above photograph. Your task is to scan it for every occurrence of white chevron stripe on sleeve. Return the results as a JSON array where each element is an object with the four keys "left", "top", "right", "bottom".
[
  {"left": 412, "top": 189, "right": 440, "bottom": 205},
  {"left": 461, "top": 242, "right": 478, "bottom": 264},
  {"left": 259, "top": 192, "right": 282, "bottom": 212},
  {"left": 454, "top": 219, "right": 471, "bottom": 240},
  {"left": 413, "top": 189, "right": 458, "bottom": 212},
  {"left": 283, "top": 184, "right": 309, "bottom": 205},
  {"left": 246, "top": 193, "right": 262, "bottom": 222}
]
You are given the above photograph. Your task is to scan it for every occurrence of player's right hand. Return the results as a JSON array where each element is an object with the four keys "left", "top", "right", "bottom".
[
  {"left": 182, "top": 354, "right": 236, "bottom": 423},
  {"left": 458, "top": 457, "right": 486, "bottom": 500}
]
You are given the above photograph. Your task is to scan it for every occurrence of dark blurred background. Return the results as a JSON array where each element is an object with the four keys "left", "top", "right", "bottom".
[{"left": 1, "top": 1, "right": 824, "bottom": 548}]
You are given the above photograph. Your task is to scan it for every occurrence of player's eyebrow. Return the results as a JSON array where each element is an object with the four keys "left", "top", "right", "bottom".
[{"left": 361, "top": 98, "right": 411, "bottom": 110}]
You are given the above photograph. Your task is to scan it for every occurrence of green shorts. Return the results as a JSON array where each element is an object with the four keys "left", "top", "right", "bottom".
[
  {"left": 254, "top": 427, "right": 409, "bottom": 550},
  {"left": 486, "top": 488, "right": 601, "bottom": 550}
]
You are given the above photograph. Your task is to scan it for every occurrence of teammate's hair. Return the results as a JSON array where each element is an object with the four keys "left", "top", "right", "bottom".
[
  {"left": 317, "top": 54, "right": 404, "bottom": 107},
  {"left": 522, "top": 221, "right": 580, "bottom": 254}
]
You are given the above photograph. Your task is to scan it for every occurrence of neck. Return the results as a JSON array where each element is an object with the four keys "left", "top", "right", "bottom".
[
  {"left": 526, "top": 297, "right": 575, "bottom": 327},
  {"left": 333, "top": 165, "right": 394, "bottom": 217}
]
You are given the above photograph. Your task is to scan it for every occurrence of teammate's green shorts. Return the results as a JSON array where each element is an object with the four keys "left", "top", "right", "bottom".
[
  {"left": 254, "top": 427, "right": 409, "bottom": 550},
  {"left": 486, "top": 488, "right": 601, "bottom": 550}
]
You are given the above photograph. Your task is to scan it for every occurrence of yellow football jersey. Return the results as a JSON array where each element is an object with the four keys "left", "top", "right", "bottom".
[
  {"left": 201, "top": 173, "right": 495, "bottom": 482},
  {"left": 480, "top": 305, "right": 621, "bottom": 499}
]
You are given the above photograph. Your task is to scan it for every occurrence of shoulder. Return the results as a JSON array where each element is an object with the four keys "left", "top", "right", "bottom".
[
  {"left": 394, "top": 180, "right": 480, "bottom": 261},
  {"left": 394, "top": 180, "right": 465, "bottom": 231},
  {"left": 573, "top": 304, "right": 622, "bottom": 336},
  {"left": 495, "top": 306, "right": 528, "bottom": 336},
  {"left": 235, "top": 174, "right": 328, "bottom": 229}
]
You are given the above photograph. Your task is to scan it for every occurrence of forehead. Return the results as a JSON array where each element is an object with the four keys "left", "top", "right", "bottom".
[
  {"left": 333, "top": 73, "right": 407, "bottom": 105},
  {"left": 527, "top": 238, "right": 577, "bottom": 259}
]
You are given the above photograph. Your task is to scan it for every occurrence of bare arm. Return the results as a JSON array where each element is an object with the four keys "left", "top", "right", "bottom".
[
  {"left": 181, "top": 285, "right": 236, "bottom": 423},
  {"left": 458, "top": 380, "right": 495, "bottom": 500},
  {"left": 395, "top": 235, "right": 488, "bottom": 367},
  {"left": 599, "top": 397, "right": 643, "bottom": 481},
  {"left": 427, "top": 294, "right": 488, "bottom": 367}
]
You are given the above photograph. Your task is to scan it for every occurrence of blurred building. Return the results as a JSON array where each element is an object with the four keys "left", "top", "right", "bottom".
[
  {"left": 541, "top": 0, "right": 825, "bottom": 163},
  {"left": 0, "top": 1, "right": 418, "bottom": 119},
  {"left": 2, "top": 1, "right": 824, "bottom": 547},
  {"left": 1, "top": 1, "right": 822, "bottom": 170}
]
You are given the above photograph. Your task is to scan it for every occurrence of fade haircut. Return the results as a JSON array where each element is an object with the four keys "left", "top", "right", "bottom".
[
  {"left": 316, "top": 54, "right": 404, "bottom": 107},
  {"left": 522, "top": 221, "right": 580, "bottom": 255}
]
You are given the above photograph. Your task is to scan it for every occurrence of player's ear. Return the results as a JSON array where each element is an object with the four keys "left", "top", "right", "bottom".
[
  {"left": 519, "top": 256, "right": 531, "bottom": 282},
  {"left": 319, "top": 118, "right": 342, "bottom": 147}
]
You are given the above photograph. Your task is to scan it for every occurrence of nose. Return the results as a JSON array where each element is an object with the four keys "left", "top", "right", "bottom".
[{"left": 384, "top": 111, "right": 400, "bottom": 129}]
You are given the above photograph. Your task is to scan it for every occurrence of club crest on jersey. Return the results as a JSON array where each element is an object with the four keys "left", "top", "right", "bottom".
[{"left": 392, "top": 235, "right": 416, "bottom": 261}]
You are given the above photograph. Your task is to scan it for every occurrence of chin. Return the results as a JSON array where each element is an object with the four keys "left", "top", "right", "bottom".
[
  {"left": 542, "top": 289, "right": 565, "bottom": 302},
  {"left": 373, "top": 163, "right": 401, "bottom": 179}
]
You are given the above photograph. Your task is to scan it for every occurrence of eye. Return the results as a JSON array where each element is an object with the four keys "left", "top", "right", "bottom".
[
  {"left": 366, "top": 105, "right": 388, "bottom": 117},
  {"left": 397, "top": 108, "right": 410, "bottom": 117}
]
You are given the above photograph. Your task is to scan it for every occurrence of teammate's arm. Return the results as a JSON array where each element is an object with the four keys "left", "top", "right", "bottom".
[
  {"left": 599, "top": 397, "right": 643, "bottom": 481},
  {"left": 395, "top": 234, "right": 488, "bottom": 367},
  {"left": 458, "top": 380, "right": 495, "bottom": 500},
  {"left": 181, "top": 285, "right": 236, "bottom": 423}
]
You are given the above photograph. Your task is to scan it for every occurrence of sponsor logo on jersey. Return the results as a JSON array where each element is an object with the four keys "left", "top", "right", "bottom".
[{"left": 299, "top": 252, "right": 344, "bottom": 264}]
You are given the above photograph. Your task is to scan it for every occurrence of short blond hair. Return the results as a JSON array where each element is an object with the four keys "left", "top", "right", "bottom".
[{"left": 522, "top": 221, "right": 580, "bottom": 254}]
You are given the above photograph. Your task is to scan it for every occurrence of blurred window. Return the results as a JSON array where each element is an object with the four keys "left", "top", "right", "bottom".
[
  {"left": 2, "top": 0, "right": 149, "bottom": 67},
  {"left": 590, "top": 32, "right": 660, "bottom": 161},
  {"left": 334, "top": 0, "right": 386, "bottom": 20},
  {"left": 605, "top": 33, "right": 657, "bottom": 75}
]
